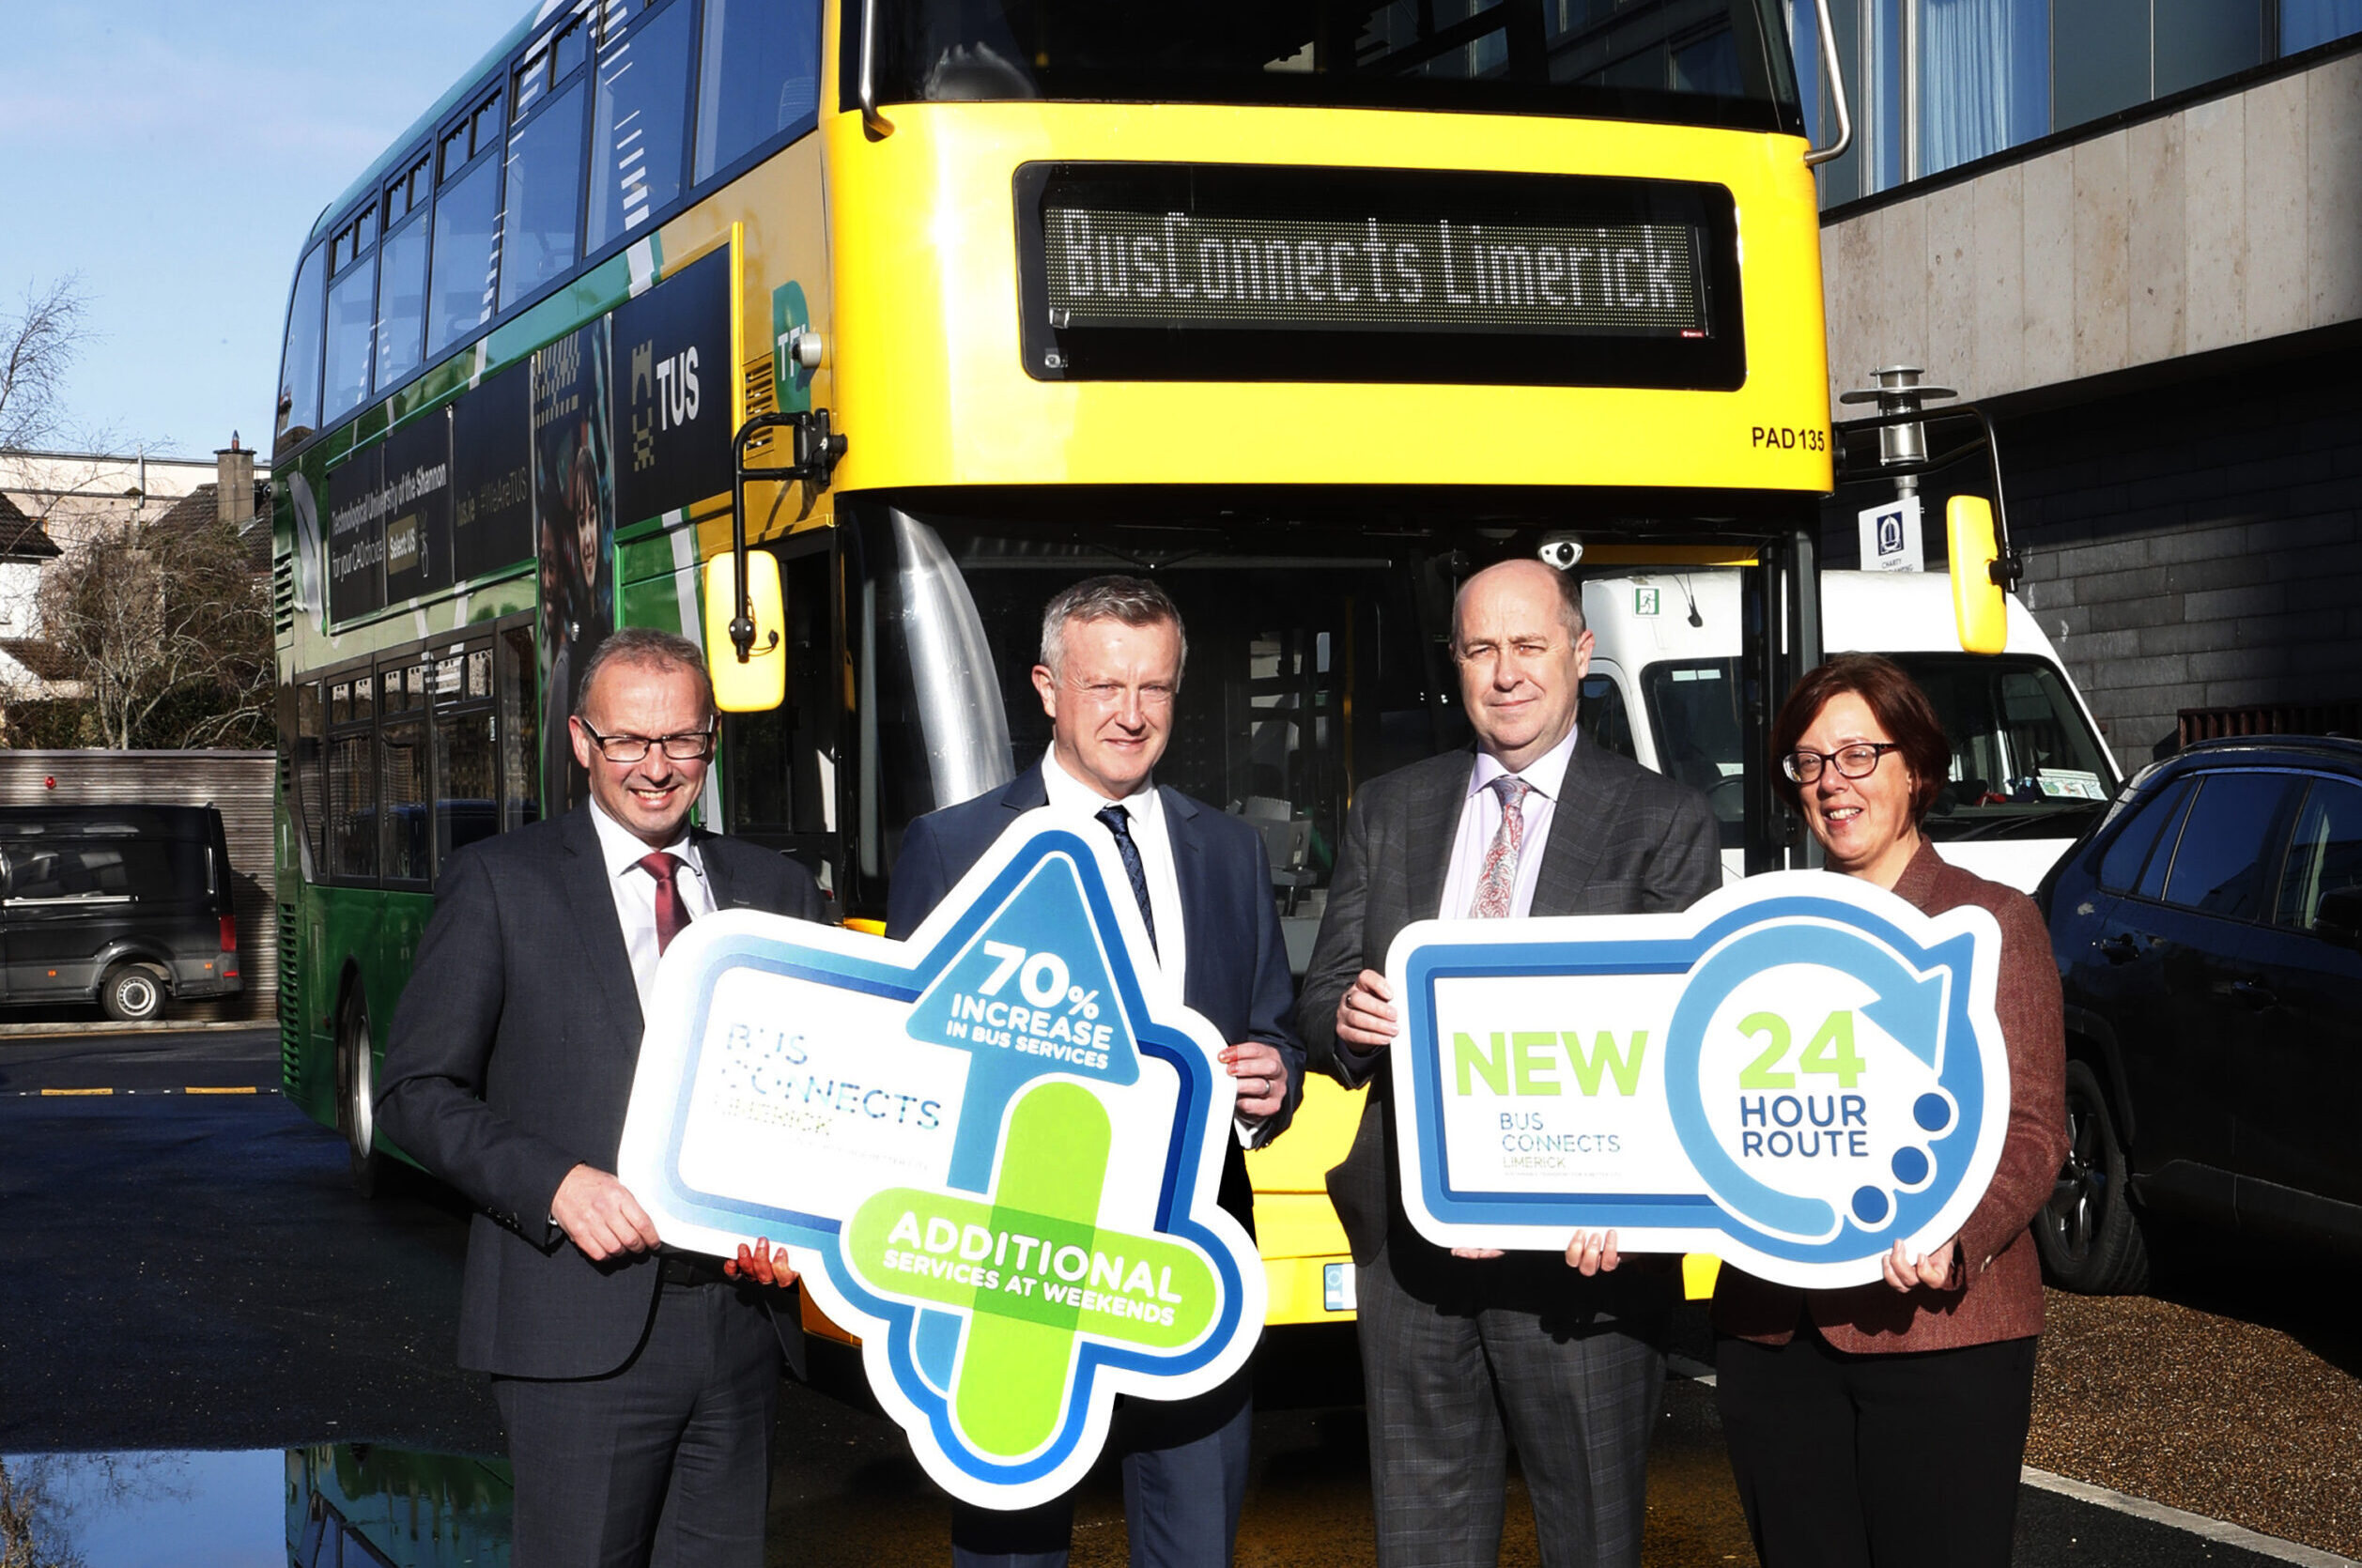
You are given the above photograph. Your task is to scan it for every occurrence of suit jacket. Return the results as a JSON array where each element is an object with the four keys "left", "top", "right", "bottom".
[
  {"left": 1299, "top": 742, "right": 1722, "bottom": 1291},
  {"left": 1712, "top": 840, "right": 2068, "bottom": 1352},
  {"left": 377, "top": 806, "right": 824, "bottom": 1380},
  {"left": 884, "top": 764, "right": 1306, "bottom": 1237}
]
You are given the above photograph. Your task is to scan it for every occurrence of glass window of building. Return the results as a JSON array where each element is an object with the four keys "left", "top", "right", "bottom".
[
  {"left": 2284, "top": 0, "right": 2362, "bottom": 51},
  {"left": 588, "top": 0, "right": 696, "bottom": 251},
  {"left": 695, "top": 0, "right": 822, "bottom": 180}
]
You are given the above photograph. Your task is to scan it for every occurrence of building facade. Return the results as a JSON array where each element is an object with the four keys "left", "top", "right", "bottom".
[{"left": 1808, "top": 5, "right": 2362, "bottom": 771}]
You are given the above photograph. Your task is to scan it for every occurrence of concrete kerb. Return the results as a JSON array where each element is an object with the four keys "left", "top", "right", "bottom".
[
  {"left": 2019, "top": 1468, "right": 2362, "bottom": 1568},
  {"left": 0, "top": 1020, "right": 271, "bottom": 1040}
]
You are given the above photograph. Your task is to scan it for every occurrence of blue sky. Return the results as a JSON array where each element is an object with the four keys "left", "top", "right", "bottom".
[{"left": 0, "top": 3, "right": 533, "bottom": 459}]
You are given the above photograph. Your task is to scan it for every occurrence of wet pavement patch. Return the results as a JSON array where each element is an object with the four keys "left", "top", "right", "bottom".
[{"left": 0, "top": 1451, "right": 284, "bottom": 1566}]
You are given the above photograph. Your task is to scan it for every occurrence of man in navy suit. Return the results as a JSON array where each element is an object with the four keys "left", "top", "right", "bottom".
[
  {"left": 886, "top": 575, "right": 1305, "bottom": 1568},
  {"left": 378, "top": 627, "right": 822, "bottom": 1568}
]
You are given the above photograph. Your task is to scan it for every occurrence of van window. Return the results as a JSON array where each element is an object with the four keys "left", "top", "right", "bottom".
[
  {"left": 7, "top": 840, "right": 195, "bottom": 902},
  {"left": 1893, "top": 655, "right": 2116, "bottom": 819}
]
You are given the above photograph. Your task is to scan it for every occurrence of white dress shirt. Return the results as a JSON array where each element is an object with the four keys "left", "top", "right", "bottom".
[
  {"left": 1438, "top": 725, "right": 1580, "bottom": 921},
  {"left": 1038, "top": 748, "right": 1189, "bottom": 994},
  {"left": 588, "top": 799, "right": 717, "bottom": 1014}
]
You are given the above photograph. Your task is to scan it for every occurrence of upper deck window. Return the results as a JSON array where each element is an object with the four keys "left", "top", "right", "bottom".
[
  {"left": 378, "top": 151, "right": 434, "bottom": 390},
  {"left": 501, "top": 19, "right": 592, "bottom": 312},
  {"left": 695, "top": 0, "right": 823, "bottom": 180},
  {"left": 323, "top": 207, "right": 378, "bottom": 422},
  {"left": 861, "top": 0, "right": 1802, "bottom": 131},
  {"left": 429, "top": 89, "right": 505, "bottom": 358},
  {"left": 587, "top": 0, "right": 697, "bottom": 251},
  {"left": 275, "top": 243, "right": 327, "bottom": 453}
]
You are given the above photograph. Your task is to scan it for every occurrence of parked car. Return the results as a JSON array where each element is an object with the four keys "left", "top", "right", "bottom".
[
  {"left": 0, "top": 805, "right": 242, "bottom": 1022},
  {"left": 2035, "top": 735, "right": 2362, "bottom": 1292}
]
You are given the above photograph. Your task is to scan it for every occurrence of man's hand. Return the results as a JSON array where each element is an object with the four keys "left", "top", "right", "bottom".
[
  {"left": 725, "top": 1237, "right": 799, "bottom": 1289},
  {"left": 1565, "top": 1229, "right": 1621, "bottom": 1277},
  {"left": 551, "top": 1164, "right": 661, "bottom": 1261},
  {"left": 1335, "top": 970, "right": 1399, "bottom": 1056},
  {"left": 1880, "top": 1235, "right": 1960, "bottom": 1293},
  {"left": 1222, "top": 1040, "right": 1288, "bottom": 1121}
]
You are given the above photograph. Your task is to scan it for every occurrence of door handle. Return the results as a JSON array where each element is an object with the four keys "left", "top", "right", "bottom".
[
  {"left": 2097, "top": 932, "right": 2138, "bottom": 962},
  {"left": 2231, "top": 979, "right": 2278, "bottom": 1009}
]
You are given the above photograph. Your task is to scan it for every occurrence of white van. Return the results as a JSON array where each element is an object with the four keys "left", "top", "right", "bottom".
[{"left": 1579, "top": 569, "right": 2122, "bottom": 892}]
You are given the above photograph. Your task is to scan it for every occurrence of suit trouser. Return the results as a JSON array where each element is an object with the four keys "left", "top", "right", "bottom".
[
  {"left": 492, "top": 1279, "right": 785, "bottom": 1568},
  {"left": 1355, "top": 1239, "right": 1665, "bottom": 1568},
  {"left": 1715, "top": 1327, "right": 2036, "bottom": 1568},
  {"left": 950, "top": 1365, "right": 1255, "bottom": 1568}
]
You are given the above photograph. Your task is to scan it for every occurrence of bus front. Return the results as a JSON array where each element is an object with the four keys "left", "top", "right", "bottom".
[{"left": 776, "top": 0, "right": 1838, "bottom": 1324}]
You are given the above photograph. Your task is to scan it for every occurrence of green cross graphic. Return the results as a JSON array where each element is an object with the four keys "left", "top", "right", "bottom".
[{"left": 843, "top": 1080, "right": 1219, "bottom": 1459}]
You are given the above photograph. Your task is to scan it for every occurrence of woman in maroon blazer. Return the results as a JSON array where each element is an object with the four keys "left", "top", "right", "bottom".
[{"left": 1712, "top": 653, "right": 2069, "bottom": 1568}]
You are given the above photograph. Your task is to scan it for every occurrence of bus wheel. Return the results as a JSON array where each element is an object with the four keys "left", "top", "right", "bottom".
[
  {"left": 100, "top": 962, "right": 169, "bottom": 1023},
  {"left": 336, "top": 989, "right": 387, "bottom": 1198},
  {"left": 2035, "top": 1059, "right": 2149, "bottom": 1295}
]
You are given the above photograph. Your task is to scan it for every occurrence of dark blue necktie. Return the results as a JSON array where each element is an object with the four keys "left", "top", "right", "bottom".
[{"left": 1096, "top": 804, "right": 1159, "bottom": 956}]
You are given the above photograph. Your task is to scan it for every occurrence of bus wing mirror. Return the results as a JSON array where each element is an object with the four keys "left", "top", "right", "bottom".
[
  {"left": 1947, "top": 496, "right": 2008, "bottom": 655},
  {"left": 703, "top": 551, "right": 787, "bottom": 712}
]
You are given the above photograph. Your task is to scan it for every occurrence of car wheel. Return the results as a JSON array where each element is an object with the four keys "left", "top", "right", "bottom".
[
  {"left": 2036, "top": 1057, "right": 2150, "bottom": 1294},
  {"left": 336, "top": 989, "right": 387, "bottom": 1198},
  {"left": 99, "top": 962, "right": 169, "bottom": 1023}
]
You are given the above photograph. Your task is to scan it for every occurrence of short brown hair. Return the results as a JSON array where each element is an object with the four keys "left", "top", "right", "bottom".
[{"left": 1769, "top": 653, "right": 1950, "bottom": 820}]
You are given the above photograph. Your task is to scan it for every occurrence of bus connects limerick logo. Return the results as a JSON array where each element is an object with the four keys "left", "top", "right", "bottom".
[{"left": 615, "top": 818, "right": 1263, "bottom": 1509}]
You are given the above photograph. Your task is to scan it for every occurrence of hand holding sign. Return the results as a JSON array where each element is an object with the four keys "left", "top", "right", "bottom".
[
  {"left": 1387, "top": 870, "right": 2010, "bottom": 1288},
  {"left": 614, "top": 815, "right": 1263, "bottom": 1509}
]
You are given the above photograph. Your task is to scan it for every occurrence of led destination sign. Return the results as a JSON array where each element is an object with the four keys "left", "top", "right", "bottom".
[
  {"left": 1015, "top": 162, "right": 1743, "bottom": 390},
  {"left": 1042, "top": 210, "right": 1705, "bottom": 338}
]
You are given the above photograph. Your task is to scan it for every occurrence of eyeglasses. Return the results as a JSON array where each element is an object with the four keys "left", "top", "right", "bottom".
[
  {"left": 575, "top": 719, "right": 715, "bottom": 764},
  {"left": 1781, "top": 743, "right": 1900, "bottom": 784}
]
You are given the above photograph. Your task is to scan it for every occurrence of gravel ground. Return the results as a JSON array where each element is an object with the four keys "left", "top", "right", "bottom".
[{"left": 2028, "top": 1277, "right": 2362, "bottom": 1560}]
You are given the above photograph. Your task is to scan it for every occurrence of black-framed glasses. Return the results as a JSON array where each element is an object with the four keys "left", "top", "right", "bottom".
[
  {"left": 1782, "top": 743, "right": 1900, "bottom": 784},
  {"left": 575, "top": 718, "right": 715, "bottom": 764}
]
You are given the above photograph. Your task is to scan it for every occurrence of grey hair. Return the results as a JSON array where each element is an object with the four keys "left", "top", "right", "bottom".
[
  {"left": 1451, "top": 558, "right": 1587, "bottom": 650},
  {"left": 575, "top": 626, "right": 717, "bottom": 722},
  {"left": 1038, "top": 575, "right": 1188, "bottom": 686}
]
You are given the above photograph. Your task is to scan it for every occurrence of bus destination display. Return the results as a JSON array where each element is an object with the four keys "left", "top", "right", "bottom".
[
  {"left": 1015, "top": 163, "right": 1744, "bottom": 390},
  {"left": 1042, "top": 211, "right": 1704, "bottom": 339}
]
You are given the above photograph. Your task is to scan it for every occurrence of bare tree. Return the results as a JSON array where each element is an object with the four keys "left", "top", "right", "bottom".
[
  {"left": 37, "top": 514, "right": 270, "bottom": 751},
  {"left": 0, "top": 278, "right": 87, "bottom": 455}
]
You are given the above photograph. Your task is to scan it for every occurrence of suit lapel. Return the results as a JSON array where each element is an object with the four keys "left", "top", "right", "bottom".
[
  {"left": 561, "top": 807, "right": 644, "bottom": 1039},
  {"left": 694, "top": 829, "right": 746, "bottom": 909},
  {"left": 1529, "top": 741, "right": 1624, "bottom": 917},
  {"left": 1161, "top": 786, "right": 1211, "bottom": 931},
  {"left": 1409, "top": 752, "right": 1474, "bottom": 921}
]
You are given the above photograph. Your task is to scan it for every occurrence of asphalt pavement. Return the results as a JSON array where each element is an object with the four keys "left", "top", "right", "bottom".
[{"left": 0, "top": 1023, "right": 2348, "bottom": 1567}]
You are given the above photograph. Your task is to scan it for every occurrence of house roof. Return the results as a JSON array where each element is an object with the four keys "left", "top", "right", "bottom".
[{"left": 0, "top": 493, "right": 62, "bottom": 561}]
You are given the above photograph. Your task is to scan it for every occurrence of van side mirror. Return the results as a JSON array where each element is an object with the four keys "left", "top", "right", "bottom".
[
  {"left": 1946, "top": 496, "right": 2008, "bottom": 655},
  {"left": 703, "top": 551, "right": 787, "bottom": 713}
]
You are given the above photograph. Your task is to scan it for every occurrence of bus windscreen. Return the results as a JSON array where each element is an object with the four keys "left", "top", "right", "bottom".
[{"left": 865, "top": 0, "right": 1803, "bottom": 132}]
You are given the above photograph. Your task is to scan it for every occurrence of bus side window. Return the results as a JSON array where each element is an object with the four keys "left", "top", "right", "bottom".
[
  {"left": 377, "top": 152, "right": 432, "bottom": 392},
  {"left": 296, "top": 679, "right": 327, "bottom": 877},
  {"left": 328, "top": 676, "right": 378, "bottom": 884},
  {"left": 276, "top": 243, "right": 327, "bottom": 454},
  {"left": 433, "top": 645, "right": 501, "bottom": 869},
  {"left": 589, "top": 0, "right": 697, "bottom": 252},
  {"left": 498, "top": 623, "right": 542, "bottom": 832},
  {"left": 323, "top": 207, "right": 378, "bottom": 423},
  {"left": 500, "top": 54, "right": 590, "bottom": 311},
  {"left": 695, "top": 0, "right": 823, "bottom": 183},
  {"left": 381, "top": 662, "right": 433, "bottom": 886},
  {"left": 428, "top": 90, "right": 504, "bottom": 359}
]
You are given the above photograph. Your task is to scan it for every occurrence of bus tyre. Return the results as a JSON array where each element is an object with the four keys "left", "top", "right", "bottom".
[
  {"left": 2036, "top": 1058, "right": 2149, "bottom": 1295},
  {"left": 100, "top": 962, "right": 169, "bottom": 1023},
  {"left": 336, "top": 990, "right": 388, "bottom": 1198}
]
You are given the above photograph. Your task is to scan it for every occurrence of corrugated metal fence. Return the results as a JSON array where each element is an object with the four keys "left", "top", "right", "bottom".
[{"left": 0, "top": 750, "right": 274, "bottom": 1021}]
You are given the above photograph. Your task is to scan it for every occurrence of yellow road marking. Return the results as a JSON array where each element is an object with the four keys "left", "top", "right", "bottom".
[
  {"left": 184, "top": 1085, "right": 258, "bottom": 1096},
  {"left": 40, "top": 1086, "right": 113, "bottom": 1097}
]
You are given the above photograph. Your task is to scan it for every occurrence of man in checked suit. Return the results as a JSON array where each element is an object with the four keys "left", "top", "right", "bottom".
[
  {"left": 886, "top": 575, "right": 1305, "bottom": 1568},
  {"left": 1300, "top": 559, "right": 1721, "bottom": 1568},
  {"left": 378, "top": 627, "right": 822, "bottom": 1567}
]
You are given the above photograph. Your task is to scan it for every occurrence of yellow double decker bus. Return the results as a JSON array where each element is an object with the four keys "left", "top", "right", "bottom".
[{"left": 271, "top": 0, "right": 1867, "bottom": 1326}]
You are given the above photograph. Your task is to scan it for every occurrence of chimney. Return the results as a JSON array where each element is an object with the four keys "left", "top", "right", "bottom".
[{"left": 215, "top": 434, "right": 255, "bottom": 527}]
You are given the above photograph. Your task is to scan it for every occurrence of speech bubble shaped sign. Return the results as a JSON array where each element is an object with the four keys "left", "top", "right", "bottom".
[
  {"left": 1386, "top": 870, "right": 2010, "bottom": 1287},
  {"left": 616, "top": 813, "right": 1264, "bottom": 1509}
]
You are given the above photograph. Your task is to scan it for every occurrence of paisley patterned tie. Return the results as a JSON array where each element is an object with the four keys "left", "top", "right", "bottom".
[{"left": 1470, "top": 776, "right": 1532, "bottom": 920}]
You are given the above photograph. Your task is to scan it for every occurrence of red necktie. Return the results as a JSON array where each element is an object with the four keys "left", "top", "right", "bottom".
[{"left": 640, "top": 851, "right": 691, "bottom": 955}]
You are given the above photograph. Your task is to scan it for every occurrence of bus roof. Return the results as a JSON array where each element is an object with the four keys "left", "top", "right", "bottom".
[{"left": 305, "top": 2, "right": 548, "bottom": 254}]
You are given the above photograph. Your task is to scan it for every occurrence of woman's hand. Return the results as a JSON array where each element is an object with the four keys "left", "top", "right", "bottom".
[
  {"left": 1565, "top": 1230, "right": 1621, "bottom": 1276},
  {"left": 1880, "top": 1235, "right": 1958, "bottom": 1293},
  {"left": 725, "top": 1237, "right": 799, "bottom": 1289}
]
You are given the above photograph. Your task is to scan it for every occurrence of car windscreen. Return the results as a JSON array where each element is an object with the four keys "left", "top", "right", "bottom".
[
  {"left": 863, "top": 0, "right": 1804, "bottom": 133},
  {"left": 1638, "top": 653, "right": 2118, "bottom": 845}
]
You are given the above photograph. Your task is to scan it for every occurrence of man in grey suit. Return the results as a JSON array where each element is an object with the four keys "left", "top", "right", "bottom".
[
  {"left": 378, "top": 627, "right": 822, "bottom": 1568},
  {"left": 1299, "top": 559, "right": 1721, "bottom": 1568}
]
